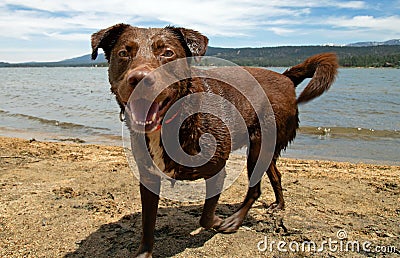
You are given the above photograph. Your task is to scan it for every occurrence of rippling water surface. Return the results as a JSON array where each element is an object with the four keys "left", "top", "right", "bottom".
[{"left": 0, "top": 67, "right": 399, "bottom": 164}]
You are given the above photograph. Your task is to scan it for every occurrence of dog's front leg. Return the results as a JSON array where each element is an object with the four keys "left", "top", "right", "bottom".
[
  {"left": 129, "top": 134, "right": 161, "bottom": 257},
  {"left": 200, "top": 167, "right": 226, "bottom": 229},
  {"left": 136, "top": 173, "right": 160, "bottom": 258}
]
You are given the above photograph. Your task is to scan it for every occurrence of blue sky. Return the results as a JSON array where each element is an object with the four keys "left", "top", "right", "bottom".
[{"left": 0, "top": 0, "right": 399, "bottom": 63}]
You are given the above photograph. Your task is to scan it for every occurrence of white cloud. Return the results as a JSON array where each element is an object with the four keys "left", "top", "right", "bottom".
[
  {"left": 42, "top": 32, "right": 89, "bottom": 41},
  {"left": 0, "top": 0, "right": 369, "bottom": 40},
  {"left": 1, "top": 0, "right": 399, "bottom": 62},
  {"left": 336, "top": 1, "right": 366, "bottom": 9},
  {"left": 324, "top": 15, "right": 400, "bottom": 31},
  {"left": 248, "top": 0, "right": 366, "bottom": 9},
  {"left": 266, "top": 27, "right": 296, "bottom": 36}
]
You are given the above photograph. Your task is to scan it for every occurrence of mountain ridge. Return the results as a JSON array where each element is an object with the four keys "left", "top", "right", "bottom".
[
  {"left": 346, "top": 39, "right": 400, "bottom": 47},
  {"left": 1, "top": 39, "right": 399, "bottom": 67}
]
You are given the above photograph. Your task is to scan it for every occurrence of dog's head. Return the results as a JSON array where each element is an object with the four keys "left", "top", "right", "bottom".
[{"left": 91, "top": 24, "right": 208, "bottom": 132}]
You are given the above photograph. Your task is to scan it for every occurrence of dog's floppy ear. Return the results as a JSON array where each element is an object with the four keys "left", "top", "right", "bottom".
[
  {"left": 168, "top": 27, "right": 209, "bottom": 57},
  {"left": 91, "top": 23, "right": 130, "bottom": 61}
]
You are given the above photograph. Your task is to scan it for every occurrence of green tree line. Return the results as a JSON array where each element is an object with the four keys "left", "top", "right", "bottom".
[
  {"left": 205, "top": 45, "right": 400, "bottom": 67},
  {"left": 1, "top": 45, "right": 399, "bottom": 68}
]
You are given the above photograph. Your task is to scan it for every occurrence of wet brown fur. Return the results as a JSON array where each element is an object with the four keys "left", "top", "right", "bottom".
[{"left": 91, "top": 23, "right": 338, "bottom": 257}]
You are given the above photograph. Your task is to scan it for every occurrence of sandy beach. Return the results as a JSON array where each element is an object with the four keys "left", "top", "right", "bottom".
[{"left": 0, "top": 136, "right": 399, "bottom": 257}]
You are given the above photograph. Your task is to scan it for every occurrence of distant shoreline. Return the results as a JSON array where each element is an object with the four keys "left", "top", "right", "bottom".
[
  {"left": 1, "top": 64, "right": 399, "bottom": 68},
  {"left": 1, "top": 128, "right": 398, "bottom": 166},
  {"left": 1, "top": 44, "right": 400, "bottom": 68}
]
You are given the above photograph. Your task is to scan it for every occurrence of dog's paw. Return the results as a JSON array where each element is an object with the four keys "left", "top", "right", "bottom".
[
  {"left": 135, "top": 245, "right": 153, "bottom": 258},
  {"left": 135, "top": 251, "right": 152, "bottom": 258},
  {"left": 200, "top": 214, "right": 223, "bottom": 230},
  {"left": 265, "top": 202, "right": 284, "bottom": 212},
  {"left": 217, "top": 214, "right": 243, "bottom": 233}
]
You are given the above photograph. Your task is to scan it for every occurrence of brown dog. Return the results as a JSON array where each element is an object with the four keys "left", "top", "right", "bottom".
[{"left": 91, "top": 23, "right": 338, "bottom": 257}]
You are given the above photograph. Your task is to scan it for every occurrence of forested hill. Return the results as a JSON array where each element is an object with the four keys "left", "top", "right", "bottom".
[
  {"left": 1, "top": 45, "right": 400, "bottom": 68},
  {"left": 206, "top": 45, "right": 400, "bottom": 67}
]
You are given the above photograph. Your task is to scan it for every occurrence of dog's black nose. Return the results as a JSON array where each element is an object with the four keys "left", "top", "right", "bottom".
[{"left": 128, "top": 69, "right": 156, "bottom": 88}]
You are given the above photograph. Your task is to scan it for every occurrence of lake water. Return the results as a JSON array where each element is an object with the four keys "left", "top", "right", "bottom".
[{"left": 0, "top": 67, "right": 399, "bottom": 165}]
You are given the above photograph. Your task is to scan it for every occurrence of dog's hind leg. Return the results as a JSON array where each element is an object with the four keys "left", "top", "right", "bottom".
[
  {"left": 218, "top": 183, "right": 261, "bottom": 233},
  {"left": 218, "top": 140, "right": 263, "bottom": 233},
  {"left": 265, "top": 160, "right": 284, "bottom": 211},
  {"left": 200, "top": 168, "right": 226, "bottom": 229}
]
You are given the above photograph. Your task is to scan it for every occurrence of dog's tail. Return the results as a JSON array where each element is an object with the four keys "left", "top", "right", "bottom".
[{"left": 283, "top": 53, "right": 339, "bottom": 104}]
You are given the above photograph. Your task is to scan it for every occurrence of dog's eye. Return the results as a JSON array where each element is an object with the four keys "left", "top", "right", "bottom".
[
  {"left": 162, "top": 49, "right": 175, "bottom": 58},
  {"left": 118, "top": 50, "right": 129, "bottom": 58}
]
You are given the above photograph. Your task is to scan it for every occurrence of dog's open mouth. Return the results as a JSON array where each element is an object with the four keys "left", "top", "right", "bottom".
[{"left": 126, "top": 97, "right": 174, "bottom": 133}]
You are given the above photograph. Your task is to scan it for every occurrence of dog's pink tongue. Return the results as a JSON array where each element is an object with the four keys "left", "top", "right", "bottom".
[{"left": 128, "top": 98, "right": 160, "bottom": 132}]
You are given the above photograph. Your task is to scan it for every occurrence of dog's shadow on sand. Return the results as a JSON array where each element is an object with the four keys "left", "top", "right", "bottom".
[{"left": 65, "top": 202, "right": 262, "bottom": 258}]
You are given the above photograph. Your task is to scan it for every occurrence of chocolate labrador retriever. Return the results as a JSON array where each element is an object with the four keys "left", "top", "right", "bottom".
[{"left": 91, "top": 23, "right": 338, "bottom": 257}]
